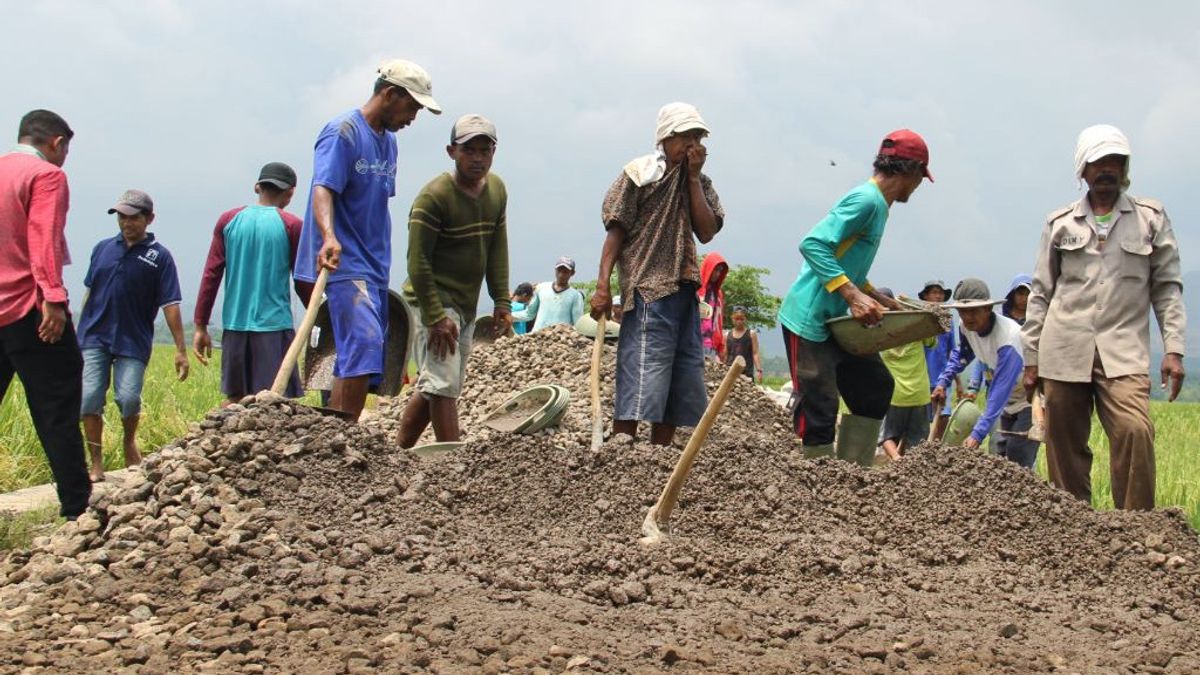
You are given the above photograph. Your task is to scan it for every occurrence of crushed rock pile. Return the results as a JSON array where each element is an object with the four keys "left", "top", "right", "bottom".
[
  {"left": 1, "top": 326, "right": 1198, "bottom": 674},
  {"left": 371, "top": 324, "right": 794, "bottom": 449}
]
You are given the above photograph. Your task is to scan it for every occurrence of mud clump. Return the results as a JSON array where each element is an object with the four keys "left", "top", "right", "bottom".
[{"left": 2, "top": 326, "right": 1199, "bottom": 673}]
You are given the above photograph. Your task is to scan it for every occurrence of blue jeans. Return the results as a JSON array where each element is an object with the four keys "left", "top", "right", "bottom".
[
  {"left": 81, "top": 348, "right": 147, "bottom": 419},
  {"left": 614, "top": 285, "right": 707, "bottom": 427}
]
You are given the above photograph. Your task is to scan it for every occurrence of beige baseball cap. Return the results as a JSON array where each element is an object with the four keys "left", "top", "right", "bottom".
[
  {"left": 451, "top": 114, "right": 497, "bottom": 144},
  {"left": 377, "top": 59, "right": 442, "bottom": 114}
]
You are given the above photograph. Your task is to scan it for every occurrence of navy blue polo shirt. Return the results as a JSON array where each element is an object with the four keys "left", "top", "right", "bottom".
[{"left": 77, "top": 233, "right": 182, "bottom": 363}]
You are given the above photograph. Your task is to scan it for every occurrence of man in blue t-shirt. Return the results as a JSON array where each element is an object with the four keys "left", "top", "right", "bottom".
[
  {"left": 77, "top": 189, "right": 188, "bottom": 481},
  {"left": 776, "top": 130, "right": 932, "bottom": 466},
  {"left": 295, "top": 59, "right": 441, "bottom": 420}
]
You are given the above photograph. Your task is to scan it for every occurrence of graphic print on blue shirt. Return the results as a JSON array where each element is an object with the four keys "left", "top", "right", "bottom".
[
  {"left": 76, "top": 233, "right": 182, "bottom": 363},
  {"left": 295, "top": 109, "right": 398, "bottom": 287}
]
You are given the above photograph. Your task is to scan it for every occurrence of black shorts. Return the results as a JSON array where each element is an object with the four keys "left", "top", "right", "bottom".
[{"left": 220, "top": 329, "right": 301, "bottom": 399}]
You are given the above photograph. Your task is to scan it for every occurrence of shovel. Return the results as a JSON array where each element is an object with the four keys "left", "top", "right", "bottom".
[
  {"left": 268, "top": 267, "right": 354, "bottom": 420},
  {"left": 640, "top": 356, "right": 745, "bottom": 546},
  {"left": 589, "top": 315, "right": 607, "bottom": 451}
]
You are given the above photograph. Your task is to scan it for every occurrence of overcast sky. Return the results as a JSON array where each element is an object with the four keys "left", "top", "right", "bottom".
[{"left": 3, "top": 1, "right": 1196, "bottom": 356}]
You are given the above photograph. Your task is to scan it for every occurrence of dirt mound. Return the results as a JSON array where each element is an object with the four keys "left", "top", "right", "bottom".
[{"left": 2, "top": 326, "right": 1199, "bottom": 673}]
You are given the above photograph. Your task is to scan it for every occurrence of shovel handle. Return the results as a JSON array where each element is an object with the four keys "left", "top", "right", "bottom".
[
  {"left": 272, "top": 267, "right": 329, "bottom": 395},
  {"left": 589, "top": 316, "right": 607, "bottom": 450},
  {"left": 651, "top": 356, "right": 745, "bottom": 526}
]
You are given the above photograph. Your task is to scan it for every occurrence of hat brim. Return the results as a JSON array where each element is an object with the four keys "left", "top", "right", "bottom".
[
  {"left": 945, "top": 299, "right": 1002, "bottom": 309},
  {"left": 671, "top": 121, "right": 710, "bottom": 136},
  {"left": 410, "top": 91, "right": 442, "bottom": 115},
  {"left": 922, "top": 166, "right": 935, "bottom": 182},
  {"left": 258, "top": 178, "right": 295, "bottom": 190},
  {"left": 453, "top": 131, "right": 497, "bottom": 145},
  {"left": 108, "top": 204, "right": 144, "bottom": 216},
  {"left": 918, "top": 285, "right": 951, "bottom": 300},
  {"left": 1084, "top": 143, "right": 1129, "bottom": 164}
]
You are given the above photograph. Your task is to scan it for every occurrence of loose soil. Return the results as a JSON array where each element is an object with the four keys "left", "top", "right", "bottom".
[{"left": 2, "top": 325, "right": 1198, "bottom": 673}]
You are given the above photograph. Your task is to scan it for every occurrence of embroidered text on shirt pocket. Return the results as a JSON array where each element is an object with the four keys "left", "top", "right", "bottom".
[
  {"left": 1054, "top": 230, "right": 1091, "bottom": 282},
  {"left": 1118, "top": 240, "right": 1151, "bottom": 280}
]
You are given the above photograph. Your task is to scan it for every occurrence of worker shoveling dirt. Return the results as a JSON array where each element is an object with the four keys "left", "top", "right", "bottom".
[{"left": 2, "top": 325, "right": 1198, "bottom": 673}]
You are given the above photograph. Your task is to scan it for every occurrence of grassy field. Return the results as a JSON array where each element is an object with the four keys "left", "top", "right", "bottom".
[
  {"left": 0, "top": 345, "right": 327, "bottom": 493},
  {"left": 1, "top": 348, "right": 1198, "bottom": 547}
]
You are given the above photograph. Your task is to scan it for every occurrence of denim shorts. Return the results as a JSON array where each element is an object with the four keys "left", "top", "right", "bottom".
[
  {"left": 326, "top": 279, "right": 388, "bottom": 380},
  {"left": 614, "top": 285, "right": 707, "bottom": 427},
  {"left": 81, "top": 348, "right": 147, "bottom": 418},
  {"left": 406, "top": 302, "right": 474, "bottom": 399}
]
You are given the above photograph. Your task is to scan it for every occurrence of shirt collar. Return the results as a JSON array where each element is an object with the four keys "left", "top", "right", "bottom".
[
  {"left": 114, "top": 232, "right": 156, "bottom": 250},
  {"left": 11, "top": 144, "right": 47, "bottom": 161},
  {"left": 1076, "top": 191, "right": 1134, "bottom": 219},
  {"left": 977, "top": 312, "right": 997, "bottom": 338}
]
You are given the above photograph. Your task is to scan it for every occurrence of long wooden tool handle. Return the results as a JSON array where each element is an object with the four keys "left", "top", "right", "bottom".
[
  {"left": 590, "top": 316, "right": 607, "bottom": 450},
  {"left": 654, "top": 356, "right": 745, "bottom": 524},
  {"left": 272, "top": 267, "right": 329, "bottom": 395}
]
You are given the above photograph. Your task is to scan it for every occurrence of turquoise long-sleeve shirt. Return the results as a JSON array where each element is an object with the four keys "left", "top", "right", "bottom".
[
  {"left": 511, "top": 281, "right": 585, "bottom": 332},
  {"left": 778, "top": 180, "right": 889, "bottom": 341}
]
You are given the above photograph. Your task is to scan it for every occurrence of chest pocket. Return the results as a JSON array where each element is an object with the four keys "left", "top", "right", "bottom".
[
  {"left": 1053, "top": 225, "right": 1092, "bottom": 282},
  {"left": 1118, "top": 239, "right": 1152, "bottom": 281}
]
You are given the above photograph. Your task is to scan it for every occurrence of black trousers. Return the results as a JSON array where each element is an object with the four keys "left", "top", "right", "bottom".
[
  {"left": 0, "top": 309, "right": 91, "bottom": 517},
  {"left": 782, "top": 325, "right": 893, "bottom": 445}
]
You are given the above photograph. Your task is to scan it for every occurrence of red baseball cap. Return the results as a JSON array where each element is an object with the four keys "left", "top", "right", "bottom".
[{"left": 879, "top": 129, "right": 934, "bottom": 182}]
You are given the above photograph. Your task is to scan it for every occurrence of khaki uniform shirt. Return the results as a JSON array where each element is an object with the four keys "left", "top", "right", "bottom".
[{"left": 1022, "top": 192, "right": 1186, "bottom": 382}]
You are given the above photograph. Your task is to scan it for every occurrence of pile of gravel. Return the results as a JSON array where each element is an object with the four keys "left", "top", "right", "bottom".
[{"left": 2, "top": 327, "right": 1198, "bottom": 673}]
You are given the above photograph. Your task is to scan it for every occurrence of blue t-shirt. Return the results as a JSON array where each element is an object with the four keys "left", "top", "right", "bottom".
[
  {"left": 295, "top": 109, "right": 397, "bottom": 287},
  {"left": 77, "top": 233, "right": 182, "bottom": 363},
  {"left": 778, "top": 181, "right": 889, "bottom": 341},
  {"left": 511, "top": 300, "right": 530, "bottom": 334}
]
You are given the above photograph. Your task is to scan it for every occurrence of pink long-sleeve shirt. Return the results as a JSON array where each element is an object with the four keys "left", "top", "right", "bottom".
[{"left": 0, "top": 148, "right": 71, "bottom": 328}]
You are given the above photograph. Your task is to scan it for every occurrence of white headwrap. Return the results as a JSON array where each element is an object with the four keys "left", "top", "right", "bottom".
[
  {"left": 623, "top": 102, "right": 710, "bottom": 187},
  {"left": 1074, "top": 124, "right": 1130, "bottom": 185}
]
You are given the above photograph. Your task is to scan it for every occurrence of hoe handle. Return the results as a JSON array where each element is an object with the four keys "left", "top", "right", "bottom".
[
  {"left": 590, "top": 316, "right": 607, "bottom": 450},
  {"left": 272, "top": 267, "right": 329, "bottom": 395},
  {"left": 653, "top": 356, "right": 745, "bottom": 524}
]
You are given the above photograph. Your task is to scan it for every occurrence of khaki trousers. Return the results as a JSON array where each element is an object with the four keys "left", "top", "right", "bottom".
[{"left": 1042, "top": 352, "right": 1155, "bottom": 510}]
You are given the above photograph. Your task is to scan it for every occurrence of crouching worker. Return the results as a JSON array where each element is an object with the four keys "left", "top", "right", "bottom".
[
  {"left": 931, "top": 278, "right": 1038, "bottom": 468},
  {"left": 874, "top": 288, "right": 934, "bottom": 460},
  {"left": 396, "top": 114, "right": 510, "bottom": 447}
]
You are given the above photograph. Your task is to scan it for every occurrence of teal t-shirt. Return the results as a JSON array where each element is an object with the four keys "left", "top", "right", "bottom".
[
  {"left": 777, "top": 180, "right": 889, "bottom": 342},
  {"left": 223, "top": 205, "right": 293, "bottom": 331}
]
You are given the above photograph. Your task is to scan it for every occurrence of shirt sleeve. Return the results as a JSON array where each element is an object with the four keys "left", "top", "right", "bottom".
[
  {"left": 511, "top": 284, "right": 541, "bottom": 322},
  {"left": 1022, "top": 218, "right": 1059, "bottom": 366},
  {"left": 194, "top": 210, "right": 237, "bottom": 326},
  {"left": 282, "top": 211, "right": 313, "bottom": 306},
  {"left": 799, "top": 189, "right": 877, "bottom": 294},
  {"left": 25, "top": 170, "right": 71, "bottom": 304},
  {"left": 156, "top": 249, "right": 183, "bottom": 308},
  {"left": 937, "top": 330, "right": 974, "bottom": 389},
  {"left": 311, "top": 121, "right": 358, "bottom": 195},
  {"left": 1148, "top": 209, "right": 1187, "bottom": 356},
  {"left": 568, "top": 288, "right": 585, "bottom": 324},
  {"left": 485, "top": 195, "right": 511, "bottom": 312},
  {"left": 701, "top": 174, "right": 725, "bottom": 233},
  {"left": 972, "top": 345, "right": 1023, "bottom": 443},
  {"left": 407, "top": 190, "right": 448, "bottom": 326},
  {"left": 601, "top": 173, "right": 639, "bottom": 233}
]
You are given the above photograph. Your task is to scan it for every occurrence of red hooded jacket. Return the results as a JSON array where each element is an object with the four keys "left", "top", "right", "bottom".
[{"left": 698, "top": 252, "right": 728, "bottom": 356}]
